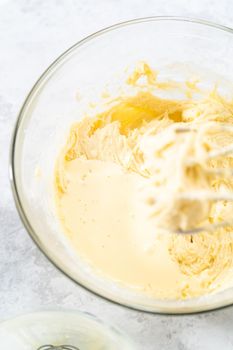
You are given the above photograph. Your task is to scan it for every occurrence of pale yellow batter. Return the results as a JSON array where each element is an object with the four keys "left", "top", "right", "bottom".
[{"left": 55, "top": 63, "right": 233, "bottom": 299}]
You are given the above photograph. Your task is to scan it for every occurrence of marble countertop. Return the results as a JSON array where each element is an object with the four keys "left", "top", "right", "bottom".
[{"left": 1, "top": 1, "right": 233, "bottom": 349}]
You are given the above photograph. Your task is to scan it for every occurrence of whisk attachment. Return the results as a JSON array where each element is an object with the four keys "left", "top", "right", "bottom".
[
  {"left": 37, "top": 346, "right": 80, "bottom": 350},
  {"left": 144, "top": 121, "right": 233, "bottom": 234}
]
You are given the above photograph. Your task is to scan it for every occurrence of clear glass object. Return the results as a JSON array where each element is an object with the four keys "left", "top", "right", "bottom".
[
  {"left": 10, "top": 17, "right": 233, "bottom": 313},
  {"left": 0, "top": 311, "right": 135, "bottom": 349}
]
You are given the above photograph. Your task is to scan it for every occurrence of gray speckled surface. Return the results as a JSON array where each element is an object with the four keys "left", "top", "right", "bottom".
[{"left": 1, "top": 1, "right": 233, "bottom": 349}]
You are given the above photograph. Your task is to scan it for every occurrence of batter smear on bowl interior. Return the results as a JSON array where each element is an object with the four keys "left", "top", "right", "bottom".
[{"left": 55, "top": 63, "right": 233, "bottom": 299}]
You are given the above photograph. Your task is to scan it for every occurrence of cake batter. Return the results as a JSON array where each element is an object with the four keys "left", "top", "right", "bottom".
[{"left": 55, "top": 63, "right": 233, "bottom": 299}]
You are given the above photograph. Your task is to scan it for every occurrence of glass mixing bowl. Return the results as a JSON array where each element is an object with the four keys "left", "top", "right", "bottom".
[
  {"left": 0, "top": 310, "right": 135, "bottom": 349},
  {"left": 10, "top": 17, "right": 233, "bottom": 314}
]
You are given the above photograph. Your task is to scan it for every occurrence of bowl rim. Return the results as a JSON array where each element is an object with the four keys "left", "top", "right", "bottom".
[
  {"left": 9, "top": 16, "right": 233, "bottom": 315},
  {"left": 0, "top": 309, "right": 135, "bottom": 348}
]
